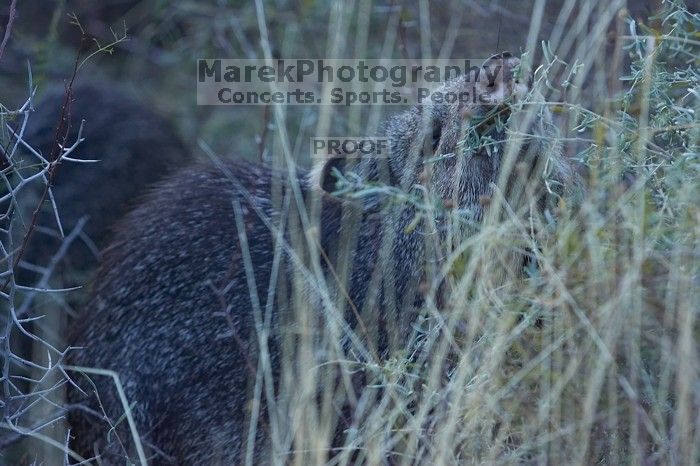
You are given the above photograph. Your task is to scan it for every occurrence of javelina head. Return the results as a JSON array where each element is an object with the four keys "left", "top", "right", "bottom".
[{"left": 314, "top": 52, "right": 555, "bottom": 215}]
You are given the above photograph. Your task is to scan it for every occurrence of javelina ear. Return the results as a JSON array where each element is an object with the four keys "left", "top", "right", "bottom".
[
  {"left": 481, "top": 51, "right": 515, "bottom": 79},
  {"left": 309, "top": 155, "right": 347, "bottom": 194},
  {"left": 320, "top": 156, "right": 347, "bottom": 193}
]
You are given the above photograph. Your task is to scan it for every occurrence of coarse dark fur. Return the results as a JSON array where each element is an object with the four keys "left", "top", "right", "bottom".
[
  {"left": 3, "top": 81, "right": 191, "bottom": 462},
  {"left": 67, "top": 53, "right": 580, "bottom": 464},
  {"left": 16, "top": 82, "right": 190, "bottom": 285}
]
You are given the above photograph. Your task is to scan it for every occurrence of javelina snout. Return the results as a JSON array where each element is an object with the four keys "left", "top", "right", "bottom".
[{"left": 475, "top": 51, "right": 531, "bottom": 105}]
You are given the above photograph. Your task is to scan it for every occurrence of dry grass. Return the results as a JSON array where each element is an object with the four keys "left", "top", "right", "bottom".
[{"left": 1, "top": 0, "right": 697, "bottom": 464}]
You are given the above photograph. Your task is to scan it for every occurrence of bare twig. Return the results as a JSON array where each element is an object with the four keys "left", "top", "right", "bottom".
[{"left": 0, "top": 0, "right": 17, "bottom": 63}]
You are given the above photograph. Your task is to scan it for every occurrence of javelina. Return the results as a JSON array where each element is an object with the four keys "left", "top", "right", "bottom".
[
  {"left": 16, "top": 82, "right": 190, "bottom": 286},
  {"left": 67, "top": 53, "right": 579, "bottom": 464},
  {"left": 3, "top": 82, "right": 191, "bottom": 463}
]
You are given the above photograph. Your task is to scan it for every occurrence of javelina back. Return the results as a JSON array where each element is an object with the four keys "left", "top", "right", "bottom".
[{"left": 67, "top": 53, "right": 580, "bottom": 464}]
